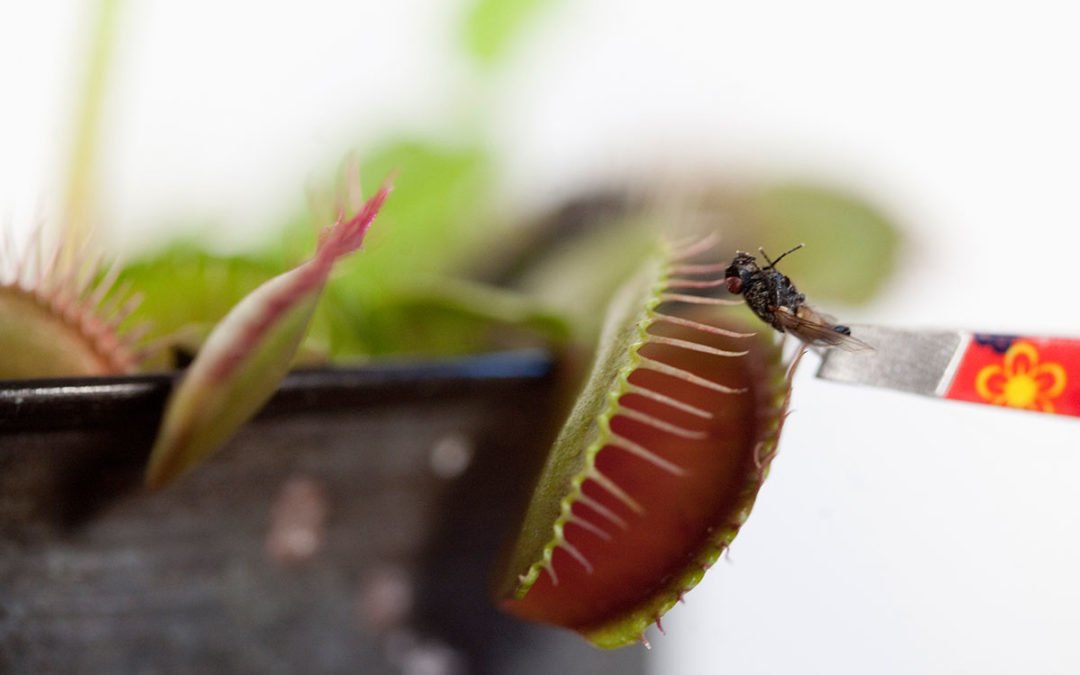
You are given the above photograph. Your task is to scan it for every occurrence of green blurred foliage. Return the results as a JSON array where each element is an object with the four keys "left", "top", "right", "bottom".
[
  {"left": 462, "top": 0, "right": 556, "bottom": 65},
  {"left": 372, "top": 279, "right": 570, "bottom": 355},
  {"left": 121, "top": 137, "right": 575, "bottom": 362},
  {"left": 121, "top": 246, "right": 276, "bottom": 338},
  {"left": 266, "top": 140, "right": 491, "bottom": 277},
  {"left": 744, "top": 183, "right": 901, "bottom": 305},
  {"left": 510, "top": 216, "right": 659, "bottom": 341},
  {"left": 120, "top": 246, "right": 338, "bottom": 365},
  {"left": 264, "top": 138, "right": 500, "bottom": 357}
]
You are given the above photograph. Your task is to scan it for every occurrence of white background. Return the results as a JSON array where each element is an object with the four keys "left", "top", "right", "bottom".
[{"left": 2, "top": 2, "right": 1078, "bottom": 673}]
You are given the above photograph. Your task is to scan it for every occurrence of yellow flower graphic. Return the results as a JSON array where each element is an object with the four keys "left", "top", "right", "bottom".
[{"left": 975, "top": 342, "right": 1067, "bottom": 412}]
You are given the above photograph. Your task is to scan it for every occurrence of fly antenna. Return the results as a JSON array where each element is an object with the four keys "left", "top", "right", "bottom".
[{"left": 759, "top": 243, "right": 804, "bottom": 269}]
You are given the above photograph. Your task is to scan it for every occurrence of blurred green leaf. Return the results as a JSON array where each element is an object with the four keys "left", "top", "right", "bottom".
[
  {"left": 744, "top": 183, "right": 901, "bottom": 304},
  {"left": 265, "top": 138, "right": 498, "bottom": 357},
  {"left": 120, "top": 245, "right": 353, "bottom": 366},
  {"left": 377, "top": 278, "right": 571, "bottom": 355},
  {"left": 511, "top": 216, "right": 658, "bottom": 342},
  {"left": 121, "top": 245, "right": 277, "bottom": 338},
  {"left": 125, "top": 139, "right": 498, "bottom": 362},
  {"left": 269, "top": 139, "right": 492, "bottom": 288},
  {"left": 462, "top": 0, "right": 555, "bottom": 65}
]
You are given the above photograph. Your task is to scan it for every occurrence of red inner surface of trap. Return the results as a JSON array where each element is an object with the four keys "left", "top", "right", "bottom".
[{"left": 503, "top": 319, "right": 778, "bottom": 632}]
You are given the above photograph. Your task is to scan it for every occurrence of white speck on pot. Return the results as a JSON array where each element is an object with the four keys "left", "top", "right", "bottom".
[
  {"left": 429, "top": 433, "right": 473, "bottom": 479},
  {"left": 385, "top": 630, "right": 467, "bottom": 675},
  {"left": 357, "top": 566, "right": 413, "bottom": 632},
  {"left": 265, "top": 475, "right": 329, "bottom": 566}
]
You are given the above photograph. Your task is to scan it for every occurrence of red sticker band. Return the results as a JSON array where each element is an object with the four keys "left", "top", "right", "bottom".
[{"left": 945, "top": 334, "right": 1080, "bottom": 417}]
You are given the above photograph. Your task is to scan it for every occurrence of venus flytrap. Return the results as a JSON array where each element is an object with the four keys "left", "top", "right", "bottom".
[
  {"left": 0, "top": 229, "right": 144, "bottom": 379},
  {"left": 497, "top": 235, "right": 799, "bottom": 648},
  {"left": 144, "top": 179, "right": 392, "bottom": 490}
]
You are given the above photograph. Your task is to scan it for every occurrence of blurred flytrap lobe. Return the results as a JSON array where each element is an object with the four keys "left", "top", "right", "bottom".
[
  {"left": 143, "top": 176, "right": 392, "bottom": 490},
  {"left": 0, "top": 227, "right": 144, "bottom": 379},
  {"left": 496, "top": 235, "right": 800, "bottom": 649}
]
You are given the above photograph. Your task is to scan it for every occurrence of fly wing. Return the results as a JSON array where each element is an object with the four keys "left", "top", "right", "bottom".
[{"left": 774, "top": 306, "right": 874, "bottom": 351}]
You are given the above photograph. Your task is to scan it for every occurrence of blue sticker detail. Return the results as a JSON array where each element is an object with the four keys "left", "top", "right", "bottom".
[{"left": 973, "top": 334, "right": 1017, "bottom": 354}]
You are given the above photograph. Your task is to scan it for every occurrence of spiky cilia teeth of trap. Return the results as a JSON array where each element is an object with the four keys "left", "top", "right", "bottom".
[
  {"left": 624, "top": 383, "right": 714, "bottom": 419},
  {"left": 646, "top": 334, "right": 747, "bottom": 358},
  {"left": 670, "top": 262, "right": 729, "bottom": 275},
  {"left": 751, "top": 338, "right": 806, "bottom": 473},
  {"left": 566, "top": 511, "right": 613, "bottom": 541},
  {"left": 652, "top": 312, "right": 755, "bottom": 339},
  {"left": 615, "top": 407, "right": 707, "bottom": 440},
  {"left": 665, "top": 277, "right": 729, "bottom": 289},
  {"left": 605, "top": 433, "right": 687, "bottom": 476},
  {"left": 637, "top": 357, "right": 746, "bottom": 394},
  {"left": 558, "top": 538, "right": 595, "bottom": 574},
  {"left": 0, "top": 222, "right": 144, "bottom": 374},
  {"left": 575, "top": 492, "right": 629, "bottom": 531},
  {"left": 539, "top": 236, "right": 772, "bottom": 588},
  {"left": 667, "top": 232, "right": 723, "bottom": 260},
  {"left": 585, "top": 467, "right": 645, "bottom": 515},
  {"left": 658, "top": 292, "right": 742, "bottom": 306}
]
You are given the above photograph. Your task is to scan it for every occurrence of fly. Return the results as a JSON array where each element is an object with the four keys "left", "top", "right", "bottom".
[{"left": 723, "top": 244, "right": 871, "bottom": 351}]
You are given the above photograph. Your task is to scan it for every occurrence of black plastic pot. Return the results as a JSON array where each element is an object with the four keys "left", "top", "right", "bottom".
[{"left": 0, "top": 351, "right": 644, "bottom": 674}]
